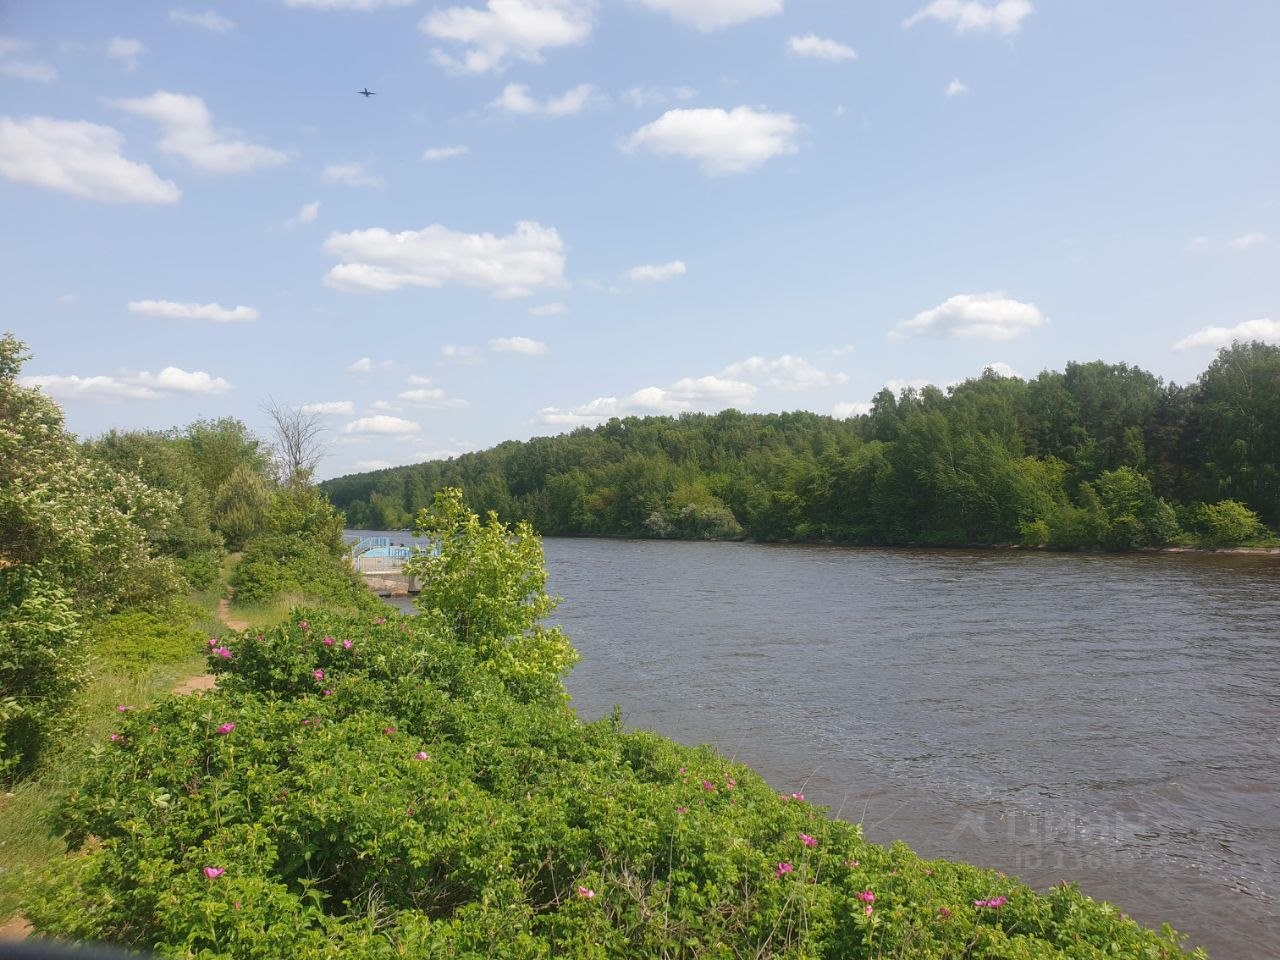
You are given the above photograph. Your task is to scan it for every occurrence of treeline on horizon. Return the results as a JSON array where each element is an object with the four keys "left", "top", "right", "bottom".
[{"left": 323, "top": 342, "right": 1280, "bottom": 550}]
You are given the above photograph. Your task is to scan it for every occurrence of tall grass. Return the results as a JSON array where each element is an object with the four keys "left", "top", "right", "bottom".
[{"left": 227, "top": 591, "right": 373, "bottom": 630}]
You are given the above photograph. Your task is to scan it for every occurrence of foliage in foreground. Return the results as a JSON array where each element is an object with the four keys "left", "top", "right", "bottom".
[
  {"left": 27, "top": 497, "right": 1203, "bottom": 959},
  {"left": 1, "top": 333, "right": 186, "bottom": 778}
]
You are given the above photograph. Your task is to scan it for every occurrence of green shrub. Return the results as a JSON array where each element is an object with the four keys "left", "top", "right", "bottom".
[
  {"left": 231, "top": 532, "right": 379, "bottom": 611},
  {"left": 177, "top": 547, "right": 224, "bottom": 591},
  {"left": 0, "top": 570, "right": 85, "bottom": 779},
  {"left": 86, "top": 611, "right": 207, "bottom": 673},
  {"left": 1188, "top": 499, "right": 1272, "bottom": 546}
]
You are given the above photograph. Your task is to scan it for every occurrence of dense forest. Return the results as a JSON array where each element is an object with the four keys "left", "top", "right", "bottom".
[{"left": 323, "top": 342, "right": 1279, "bottom": 549}]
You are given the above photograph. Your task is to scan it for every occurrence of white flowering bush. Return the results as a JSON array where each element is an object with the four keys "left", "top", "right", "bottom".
[{"left": 0, "top": 332, "right": 184, "bottom": 777}]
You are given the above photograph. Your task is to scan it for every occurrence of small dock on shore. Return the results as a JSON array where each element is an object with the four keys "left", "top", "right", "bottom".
[{"left": 349, "top": 536, "right": 421, "bottom": 597}]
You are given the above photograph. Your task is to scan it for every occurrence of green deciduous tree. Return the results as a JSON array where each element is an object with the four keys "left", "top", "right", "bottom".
[
  {"left": 1190, "top": 342, "right": 1280, "bottom": 526},
  {"left": 1188, "top": 499, "right": 1271, "bottom": 546},
  {"left": 212, "top": 463, "right": 273, "bottom": 551},
  {"left": 407, "top": 488, "right": 577, "bottom": 703}
]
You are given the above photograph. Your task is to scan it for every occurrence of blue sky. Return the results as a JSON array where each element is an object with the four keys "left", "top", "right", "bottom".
[{"left": 2, "top": 0, "right": 1277, "bottom": 478}]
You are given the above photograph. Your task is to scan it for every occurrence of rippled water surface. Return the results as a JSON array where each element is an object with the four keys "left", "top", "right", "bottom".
[{"left": 383, "top": 534, "right": 1280, "bottom": 958}]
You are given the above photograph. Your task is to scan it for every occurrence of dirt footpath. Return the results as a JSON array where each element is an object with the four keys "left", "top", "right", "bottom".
[
  {"left": 170, "top": 598, "right": 249, "bottom": 695},
  {"left": 0, "top": 914, "right": 32, "bottom": 941}
]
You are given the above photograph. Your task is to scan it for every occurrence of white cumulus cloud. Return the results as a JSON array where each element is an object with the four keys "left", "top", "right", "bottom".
[
  {"left": 284, "top": 0, "right": 416, "bottom": 9},
  {"left": 21, "top": 374, "right": 160, "bottom": 401},
  {"left": 833, "top": 401, "right": 873, "bottom": 418},
  {"left": 106, "top": 36, "right": 146, "bottom": 70},
  {"left": 421, "top": 0, "right": 596, "bottom": 74},
  {"left": 0, "top": 116, "right": 180, "bottom": 203},
  {"left": 904, "top": 0, "right": 1033, "bottom": 34},
  {"left": 885, "top": 377, "right": 934, "bottom": 395},
  {"left": 491, "top": 83, "right": 599, "bottom": 117},
  {"left": 287, "top": 199, "right": 321, "bottom": 227},
  {"left": 537, "top": 353, "right": 845, "bottom": 427},
  {"left": 622, "top": 85, "right": 697, "bottom": 109},
  {"left": 113, "top": 91, "right": 287, "bottom": 173},
  {"left": 128, "top": 299, "right": 259, "bottom": 322},
  {"left": 170, "top": 9, "right": 236, "bottom": 32},
  {"left": 423, "top": 144, "right": 469, "bottom": 160},
  {"left": 1174, "top": 318, "right": 1280, "bottom": 351},
  {"left": 895, "top": 292, "right": 1047, "bottom": 341},
  {"left": 300, "top": 400, "right": 355, "bottom": 415},
  {"left": 721, "top": 355, "right": 846, "bottom": 390},
  {"left": 343, "top": 415, "right": 421, "bottom": 435},
  {"left": 0, "top": 37, "right": 57, "bottom": 82},
  {"left": 135, "top": 367, "right": 232, "bottom": 394},
  {"left": 347, "top": 356, "right": 394, "bottom": 373},
  {"left": 627, "top": 260, "right": 686, "bottom": 282},
  {"left": 635, "top": 0, "right": 781, "bottom": 31},
  {"left": 24, "top": 364, "right": 233, "bottom": 400},
  {"left": 787, "top": 34, "right": 857, "bottom": 61},
  {"left": 946, "top": 78, "right": 968, "bottom": 96},
  {"left": 441, "top": 345, "right": 485, "bottom": 365},
  {"left": 0, "top": 59, "right": 57, "bottom": 82},
  {"left": 490, "top": 336, "right": 548, "bottom": 355},
  {"left": 397, "top": 384, "right": 469, "bottom": 408},
  {"left": 1229, "top": 232, "right": 1267, "bottom": 250},
  {"left": 624, "top": 106, "right": 800, "bottom": 175},
  {"left": 538, "top": 373, "right": 757, "bottom": 426},
  {"left": 323, "top": 161, "right": 384, "bottom": 187},
  {"left": 324, "top": 220, "right": 566, "bottom": 298}
]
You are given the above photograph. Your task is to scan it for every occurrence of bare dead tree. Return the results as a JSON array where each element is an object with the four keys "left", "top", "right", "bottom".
[{"left": 262, "top": 397, "right": 326, "bottom": 485}]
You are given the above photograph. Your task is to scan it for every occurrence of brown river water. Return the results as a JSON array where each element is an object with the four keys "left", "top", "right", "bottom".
[{"left": 376, "top": 534, "right": 1280, "bottom": 958}]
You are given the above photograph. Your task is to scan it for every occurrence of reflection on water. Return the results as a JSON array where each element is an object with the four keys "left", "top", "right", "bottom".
[{"left": 374, "top": 532, "right": 1280, "bottom": 958}]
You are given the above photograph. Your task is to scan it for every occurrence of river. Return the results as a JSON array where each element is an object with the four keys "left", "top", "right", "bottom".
[{"left": 370, "top": 533, "right": 1280, "bottom": 958}]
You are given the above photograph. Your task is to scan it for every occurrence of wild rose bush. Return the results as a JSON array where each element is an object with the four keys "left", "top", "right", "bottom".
[{"left": 28, "top": 608, "right": 1203, "bottom": 959}]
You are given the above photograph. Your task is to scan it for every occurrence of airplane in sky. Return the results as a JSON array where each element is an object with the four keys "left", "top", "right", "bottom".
[{"left": 358, "top": 88, "right": 375, "bottom": 97}]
